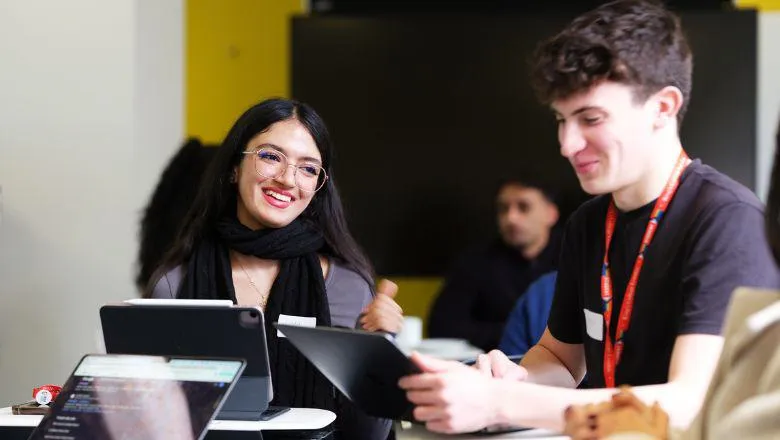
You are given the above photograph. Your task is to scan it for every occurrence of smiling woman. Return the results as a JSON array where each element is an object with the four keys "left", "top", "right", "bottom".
[
  {"left": 235, "top": 128, "right": 329, "bottom": 229},
  {"left": 143, "top": 98, "right": 401, "bottom": 440}
]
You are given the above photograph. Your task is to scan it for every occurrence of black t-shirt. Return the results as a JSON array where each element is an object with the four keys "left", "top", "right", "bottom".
[
  {"left": 548, "top": 160, "right": 780, "bottom": 388},
  {"left": 428, "top": 233, "right": 560, "bottom": 352}
]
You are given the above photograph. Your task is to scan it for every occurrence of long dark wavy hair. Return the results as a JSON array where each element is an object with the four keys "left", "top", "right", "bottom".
[
  {"left": 766, "top": 116, "right": 780, "bottom": 266},
  {"left": 136, "top": 138, "right": 217, "bottom": 290},
  {"left": 144, "top": 98, "right": 375, "bottom": 296}
]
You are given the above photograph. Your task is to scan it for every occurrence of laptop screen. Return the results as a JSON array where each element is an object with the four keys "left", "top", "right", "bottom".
[{"left": 29, "top": 354, "right": 245, "bottom": 440}]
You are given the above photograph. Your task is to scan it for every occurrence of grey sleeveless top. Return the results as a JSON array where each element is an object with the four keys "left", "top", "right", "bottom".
[{"left": 151, "top": 260, "right": 373, "bottom": 328}]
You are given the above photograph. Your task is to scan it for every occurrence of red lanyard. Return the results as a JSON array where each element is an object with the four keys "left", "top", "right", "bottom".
[{"left": 601, "top": 151, "right": 691, "bottom": 388}]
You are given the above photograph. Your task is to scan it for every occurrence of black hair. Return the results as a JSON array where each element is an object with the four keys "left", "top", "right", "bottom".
[
  {"left": 531, "top": 0, "right": 693, "bottom": 126},
  {"left": 495, "top": 178, "right": 558, "bottom": 205}
]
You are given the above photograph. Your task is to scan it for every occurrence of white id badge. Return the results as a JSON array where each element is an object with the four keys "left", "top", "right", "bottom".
[{"left": 583, "top": 308, "right": 604, "bottom": 341}]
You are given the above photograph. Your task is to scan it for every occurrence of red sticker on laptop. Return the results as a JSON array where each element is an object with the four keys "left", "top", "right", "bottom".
[{"left": 33, "top": 385, "right": 61, "bottom": 405}]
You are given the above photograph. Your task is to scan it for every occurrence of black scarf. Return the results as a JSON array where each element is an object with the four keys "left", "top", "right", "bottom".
[{"left": 177, "top": 216, "right": 335, "bottom": 410}]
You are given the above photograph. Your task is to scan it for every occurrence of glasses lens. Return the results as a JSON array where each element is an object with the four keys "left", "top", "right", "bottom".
[
  {"left": 295, "top": 164, "right": 327, "bottom": 192},
  {"left": 255, "top": 148, "right": 285, "bottom": 178},
  {"left": 252, "top": 147, "right": 327, "bottom": 192}
]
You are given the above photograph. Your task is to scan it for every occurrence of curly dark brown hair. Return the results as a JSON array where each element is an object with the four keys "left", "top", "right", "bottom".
[{"left": 531, "top": 0, "right": 693, "bottom": 125}]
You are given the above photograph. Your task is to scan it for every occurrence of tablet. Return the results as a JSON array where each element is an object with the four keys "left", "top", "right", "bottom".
[
  {"left": 100, "top": 304, "right": 272, "bottom": 420},
  {"left": 275, "top": 324, "right": 419, "bottom": 419},
  {"left": 28, "top": 354, "right": 245, "bottom": 440}
]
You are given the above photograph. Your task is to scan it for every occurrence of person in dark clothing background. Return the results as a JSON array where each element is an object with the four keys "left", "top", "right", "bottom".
[
  {"left": 427, "top": 179, "right": 561, "bottom": 351},
  {"left": 135, "top": 138, "right": 217, "bottom": 292}
]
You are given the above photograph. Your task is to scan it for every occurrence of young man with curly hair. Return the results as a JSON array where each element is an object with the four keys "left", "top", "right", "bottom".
[{"left": 398, "top": 0, "right": 780, "bottom": 434}]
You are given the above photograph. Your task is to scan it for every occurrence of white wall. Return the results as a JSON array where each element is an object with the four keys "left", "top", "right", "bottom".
[
  {"left": 0, "top": 0, "right": 183, "bottom": 405},
  {"left": 756, "top": 12, "right": 780, "bottom": 202},
  {"left": 134, "top": 0, "right": 186, "bottom": 210}
]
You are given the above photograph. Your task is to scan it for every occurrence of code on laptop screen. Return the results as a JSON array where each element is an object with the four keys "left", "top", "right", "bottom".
[{"left": 29, "top": 355, "right": 243, "bottom": 440}]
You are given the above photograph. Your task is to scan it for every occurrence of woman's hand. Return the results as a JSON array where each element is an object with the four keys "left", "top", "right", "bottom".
[
  {"left": 563, "top": 387, "right": 669, "bottom": 440},
  {"left": 360, "top": 279, "right": 404, "bottom": 333},
  {"left": 563, "top": 402, "right": 610, "bottom": 440}
]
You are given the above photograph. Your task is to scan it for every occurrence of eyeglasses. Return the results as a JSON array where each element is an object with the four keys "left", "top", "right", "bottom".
[{"left": 241, "top": 146, "right": 328, "bottom": 193}]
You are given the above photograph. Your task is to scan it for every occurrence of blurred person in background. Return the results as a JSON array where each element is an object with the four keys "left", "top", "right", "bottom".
[
  {"left": 135, "top": 138, "right": 216, "bottom": 291},
  {"left": 428, "top": 178, "right": 560, "bottom": 352}
]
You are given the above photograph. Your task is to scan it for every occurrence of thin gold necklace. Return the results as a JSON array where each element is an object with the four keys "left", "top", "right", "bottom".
[{"left": 235, "top": 256, "right": 269, "bottom": 310}]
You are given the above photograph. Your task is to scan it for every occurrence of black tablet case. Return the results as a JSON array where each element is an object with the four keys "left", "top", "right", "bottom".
[
  {"left": 276, "top": 324, "right": 419, "bottom": 419},
  {"left": 100, "top": 305, "right": 271, "bottom": 421}
]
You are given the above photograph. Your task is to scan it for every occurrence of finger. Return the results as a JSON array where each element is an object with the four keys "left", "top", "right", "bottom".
[
  {"left": 573, "top": 426, "right": 598, "bottom": 440},
  {"left": 398, "top": 371, "right": 446, "bottom": 390},
  {"left": 368, "top": 306, "right": 401, "bottom": 323},
  {"left": 364, "top": 298, "right": 402, "bottom": 322},
  {"left": 413, "top": 405, "right": 448, "bottom": 423},
  {"left": 612, "top": 388, "right": 644, "bottom": 412},
  {"left": 565, "top": 404, "right": 588, "bottom": 424},
  {"left": 623, "top": 391, "right": 645, "bottom": 412},
  {"left": 359, "top": 314, "right": 373, "bottom": 329},
  {"left": 488, "top": 350, "right": 526, "bottom": 380},
  {"left": 377, "top": 308, "right": 405, "bottom": 329},
  {"left": 487, "top": 349, "right": 508, "bottom": 360},
  {"left": 487, "top": 350, "right": 509, "bottom": 377},
  {"left": 373, "top": 294, "right": 403, "bottom": 314},
  {"left": 563, "top": 405, "right": 574, "bottom": 423},
  {"left": 475, "top": 354, "right": 491, "bottom": 376},
  {"left": 410, "top": 352, "right": 463, "bottom": 374},
  {"left": 370, "top": 315, "right": 403, "bottom": 333},
  {"left": 405, "top": 390, "right": 446, "bottom": 406},
  {"left": 650, "top": 402, "right": 670, "bottom": 430},
  {"left": 584, "top": 403, "right": 599, "bottom": 416},
  {"left": 376, "top": 279, "right": 399, "bottom": 298},
  {"left": 505, "top": 365, "right": 528, "bottom": 381},
  {"left": 611, "top": 392, "right": 632, "bottom": 407},
  {"left": 385, "top": 315, "right": 406, "bottom": 334},
  {"left": 362, "top": 304, "right": 401, "bottom": 327},
  {"left": 373, "top": 313, "right": 404, "bottom": 333},
  {"left": 360, "top": 314, "right": 378, "bottom": 331},
  {"left": 488, "top": 350, "right": 512, "bottom": 377},
  {"left": 359, "top": 312, "right": 382, "bottom": 331}
]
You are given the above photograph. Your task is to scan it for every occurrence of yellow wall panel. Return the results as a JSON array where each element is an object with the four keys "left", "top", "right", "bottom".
[
  {"left": 186, "top": 0, "right": 304, "bottom": 144},
  {"left": 393, "top": 278, "right": 443, "bottom": 336},
  {"left": 735, "top": 0, "right": 780, "bottom": 10}
]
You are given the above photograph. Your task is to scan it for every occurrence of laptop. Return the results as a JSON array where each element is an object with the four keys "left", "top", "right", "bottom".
[
  {"left": 100, "top": 302, "right": 274, "bottom": 421},
  {"left": 28, "top": 353, "right": 245, "bottom": 440}
]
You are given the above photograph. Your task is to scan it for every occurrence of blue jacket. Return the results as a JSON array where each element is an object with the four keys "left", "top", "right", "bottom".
[{"left": 498, "top": 271, "right": 557, "bottom": 356}]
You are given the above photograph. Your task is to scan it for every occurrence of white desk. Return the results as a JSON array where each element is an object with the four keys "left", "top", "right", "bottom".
[
  {"left": 393, "top": 422, "right": 570, "bottom": 439},
  {"left": 0, "top": 406, "right": 335, "bottom": 431},
  {"left": 209, "top": 408, "right": 335, "bottom": 431}
]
